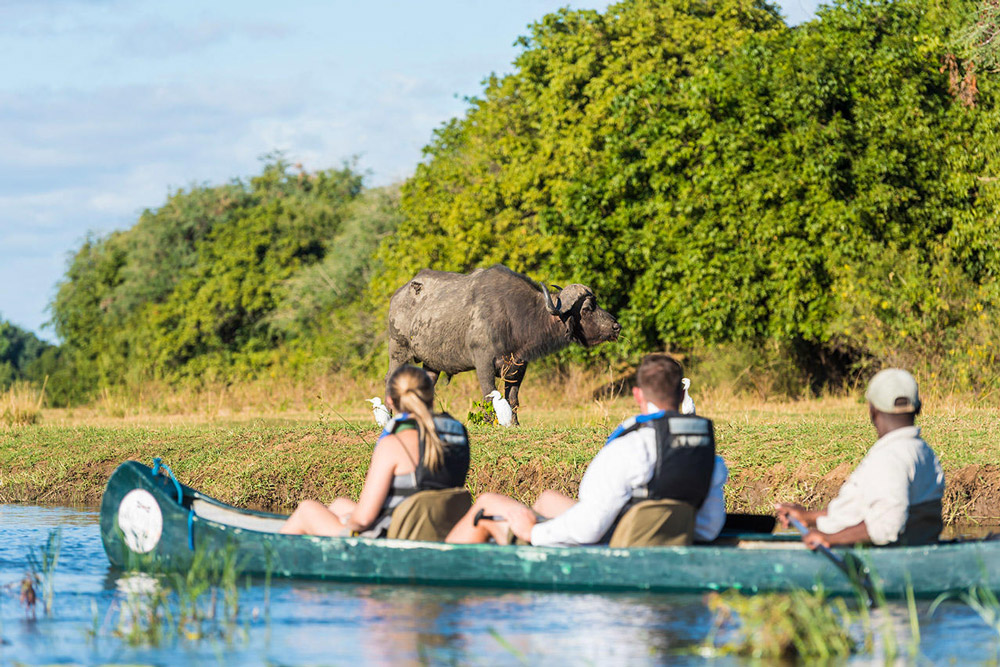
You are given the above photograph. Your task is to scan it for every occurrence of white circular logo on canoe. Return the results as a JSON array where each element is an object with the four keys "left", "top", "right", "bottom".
[{"left": 117, "top": 489, "right": 163, "bottom": 554}]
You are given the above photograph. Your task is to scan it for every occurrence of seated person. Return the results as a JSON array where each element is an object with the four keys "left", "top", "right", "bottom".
[
  {"left": 280, "top": 365, "right": 470, "bottom": 537},
  {"left": 446, "top": 354, "right": 728, "bottom": 546},
  {"left": 776, "top": 368, "right": 944, "bottom": 549}
]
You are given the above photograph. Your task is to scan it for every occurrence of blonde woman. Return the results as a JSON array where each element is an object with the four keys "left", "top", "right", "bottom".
[{"left": 280, "top": 365, "right": 470, "bottom": 537}]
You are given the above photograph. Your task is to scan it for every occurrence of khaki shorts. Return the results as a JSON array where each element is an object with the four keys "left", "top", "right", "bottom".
[{"left": 500, "top": 511, "right": 548, "bottom": 546}]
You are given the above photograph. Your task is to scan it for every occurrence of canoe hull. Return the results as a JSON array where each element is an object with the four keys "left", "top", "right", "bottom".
[{"left": 100, "top": 461, "right": 1000, "bottom": 596}]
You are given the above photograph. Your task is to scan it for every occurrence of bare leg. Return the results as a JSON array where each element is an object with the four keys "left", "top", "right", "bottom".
[
  {"left": 446, "top": 493, "right": 533, "bottom": 544},
  {"left": 328, "top": 497, "right": 356, "bottom": 523},
  {"left": 280, "top": 499, "right": 348, "bottom": 536},
  {"left": 532, "top": 490, "right": 577, "bottom": 518}
]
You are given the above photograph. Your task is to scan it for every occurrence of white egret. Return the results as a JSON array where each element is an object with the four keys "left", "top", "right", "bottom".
[
  {"left": 367, "top": 397, "right": 391, "bottom": 428},
  {"left": 681, "top": 378, "right": 696, "bottom": 415},
  {"left": 485, "top": 390, "right": 514, "bottom": 427}
]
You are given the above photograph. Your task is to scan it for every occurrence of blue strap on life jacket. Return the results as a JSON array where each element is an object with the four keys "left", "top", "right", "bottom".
[
  {"left": 605, "top": 410, "right": 667, "bottom": 446},
  {"left": 378, "top": 412, "right": 411, "bottom": 440}
]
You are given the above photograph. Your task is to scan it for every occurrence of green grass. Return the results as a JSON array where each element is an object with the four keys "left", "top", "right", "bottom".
[{"left": 1, "top": 393, "right": 998, "bottom": 523}]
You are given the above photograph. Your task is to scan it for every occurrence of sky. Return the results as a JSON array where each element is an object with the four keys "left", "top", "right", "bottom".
[{"left": 0, "top": 0, "right": 822, "bottom": 343}]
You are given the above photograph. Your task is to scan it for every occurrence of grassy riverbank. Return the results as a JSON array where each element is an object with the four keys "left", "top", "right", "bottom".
[{"left": 2, "top": 376, "right": 999, "bottom": 523}]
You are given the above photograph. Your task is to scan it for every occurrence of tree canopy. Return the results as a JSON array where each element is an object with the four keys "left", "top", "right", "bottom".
[{"left": 41, "top": 0, "right": 1000, "bottom": 400}]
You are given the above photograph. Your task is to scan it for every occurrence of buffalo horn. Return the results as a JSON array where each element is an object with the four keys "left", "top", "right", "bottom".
[{"left": 540, "top": 281, "right": 562, "bottom": 315}]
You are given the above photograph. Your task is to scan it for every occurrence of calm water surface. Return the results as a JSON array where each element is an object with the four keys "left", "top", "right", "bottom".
[{"left": 1, "top": 505, "right": 997, "bottom": 665}]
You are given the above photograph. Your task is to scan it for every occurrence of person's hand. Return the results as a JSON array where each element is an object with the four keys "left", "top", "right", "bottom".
[
  {"left": 774, "top": 502, "right": 808, "bottom": 529},
  {"left": 506, "top": 505, "right": 538, "bottom": 543},
  {"left": 803, "top": 529, "right": 831, "bottom": 551}
]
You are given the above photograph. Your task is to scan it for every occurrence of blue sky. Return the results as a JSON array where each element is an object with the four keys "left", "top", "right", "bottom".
[{"left": 0, "top": 0, "right": 821, "bottom": 342}]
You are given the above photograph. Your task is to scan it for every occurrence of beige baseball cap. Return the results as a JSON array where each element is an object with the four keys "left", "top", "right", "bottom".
[{"left": 865, "top": 368, "right": 921, "bottom": 414}]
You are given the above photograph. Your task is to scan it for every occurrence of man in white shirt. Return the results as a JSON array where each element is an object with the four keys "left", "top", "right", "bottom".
[
  {"left": 776, "top": 368, "right": 945, "bottom": 549},
  {"left": 446, "top": 354, "right": 729, "bottom": 546}
]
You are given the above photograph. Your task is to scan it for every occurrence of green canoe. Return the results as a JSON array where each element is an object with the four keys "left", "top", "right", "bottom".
[{"left": 100, "top": 460, "right": 999, "bottom": 597}]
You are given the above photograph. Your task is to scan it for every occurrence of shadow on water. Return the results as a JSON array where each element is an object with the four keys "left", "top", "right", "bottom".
[{"left": 1, "top": 504, "right": 1000, "bottom": 665}]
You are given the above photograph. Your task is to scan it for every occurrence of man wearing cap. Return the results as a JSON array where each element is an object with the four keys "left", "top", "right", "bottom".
[{"left": 776, "top": 369, "right": 945, "bottom": 549}]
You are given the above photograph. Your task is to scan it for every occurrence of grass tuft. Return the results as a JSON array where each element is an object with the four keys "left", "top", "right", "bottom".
[
  {"left": 704, "top": 588, "right": 856, "bottom": 659},
  {"left": 1, "top": 378, "right": 46, "bottom": 428}
]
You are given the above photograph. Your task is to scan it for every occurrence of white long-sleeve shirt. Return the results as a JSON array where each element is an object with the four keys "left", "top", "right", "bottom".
[
  {"left": 815, "top": 425, "right": 944, "bottom": 546},
  {"left": 530, "top": 423, "right": 728, "bottom": 547}
]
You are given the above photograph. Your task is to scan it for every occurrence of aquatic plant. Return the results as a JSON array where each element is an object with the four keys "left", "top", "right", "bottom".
[
  {"left": 25, "top": 527, "right": 61, "bottom": 616},
  {"left": 931, "top": 584, "right": 1000, "bottom": 641},
  {"left": 852, "top": 577, "right": 923, "bottom": 661},
  {"left": 488, "top": 627, "right": 529, "bottom": 665},
  {"left": 99, "top": 541, "right": 264, "bottom": 648},
  {"left": 704, "top": 588, "right": 856, "bottom": 659},
  {"left": 705, "top": 572, "right": 929, "bottom": 663}
]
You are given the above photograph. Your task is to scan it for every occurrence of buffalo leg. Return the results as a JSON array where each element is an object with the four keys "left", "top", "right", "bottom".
[
  {"left": 474, "top": 356, "right": 498, "bottom": 399},
  {"left": 502, "top": 362, "right": 527, "bottom": 426},
  {"left": 422, "top": 366, "right": 441, "bottom": 385},
  {"left": 386, "top": 340, "right": 414, "bottom": 391}
]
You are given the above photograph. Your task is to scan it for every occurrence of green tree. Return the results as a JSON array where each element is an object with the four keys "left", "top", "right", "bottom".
[
  {"left": 378, "top": 0, "right": 785, "bottom": 315},
  {"left": 50, "top": 159, "right": 368, "bottom": 393},
  {"left": 381, "top": 0, "right": 1000, "bottom": 389}
]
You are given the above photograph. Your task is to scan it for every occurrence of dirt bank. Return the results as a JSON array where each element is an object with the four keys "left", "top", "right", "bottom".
[
  {"left": 3, "top": 447, "right": 999, "bottom": 527},
  {"left": 2, "top": 412, "right": 999, "bottom": 526}
]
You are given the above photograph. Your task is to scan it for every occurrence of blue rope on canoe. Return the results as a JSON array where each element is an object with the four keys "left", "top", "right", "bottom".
[
  {"left": 151, "top": 456, "right": 183, "bottom": 506},
  {"left": 187, "top": 509, "right": 195, "bottom": 551},
  {"left": 152, "top": 457, "right": 194, "bottom": 551}
]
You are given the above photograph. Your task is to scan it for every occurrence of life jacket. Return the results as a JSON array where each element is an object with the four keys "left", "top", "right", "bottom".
[
  {"left": 893, "top": 498, "right": 943, "bottom": 546},
  {"left": 606, "top": 410, "right": 716, "bottom": 510},
  {"left": 384, "top": 411, "right": 470, "bottom": 493}
]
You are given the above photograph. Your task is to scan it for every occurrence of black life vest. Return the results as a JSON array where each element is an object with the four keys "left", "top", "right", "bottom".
[
  {"left": 388, "top": 412, "right": 470, "bottom": 492},
  {"left": 608, "top": 410, "right": 716, "bottom": 510}
]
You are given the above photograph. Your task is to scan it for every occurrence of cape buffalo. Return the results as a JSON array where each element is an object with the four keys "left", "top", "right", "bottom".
[{"left": 386, "top": 264, "right": 621, "bottom": 425}]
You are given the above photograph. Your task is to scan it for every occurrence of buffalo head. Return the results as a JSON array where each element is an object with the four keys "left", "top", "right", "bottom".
[{"left": 541, "top": 282, "right": 621, "bottom": 347}]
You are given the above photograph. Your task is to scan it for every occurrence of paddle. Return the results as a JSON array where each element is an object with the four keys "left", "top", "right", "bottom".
[
  {"left": 473, "top": 509, "right": 505, "bottom": 526},
  {"left": 787, "top": 515, "right": 878, "bottom": 608}
]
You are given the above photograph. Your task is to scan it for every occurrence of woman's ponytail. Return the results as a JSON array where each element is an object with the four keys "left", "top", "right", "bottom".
[{"left": 387, "top": 365, "right": 443, "bottom": 470}]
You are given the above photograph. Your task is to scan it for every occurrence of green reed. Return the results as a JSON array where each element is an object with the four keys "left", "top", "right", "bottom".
[
  {"left": 98, "top": 541, "right": 265, "bottom": 648},
  {"left": 703, "top": 572, "right": 927, "bottom": 661},
  {"left": 25, "top": 527, "right": 61, "bottom": 617},
  {"left": 704, "top": 588, "right": 856, "bottom": 659}
]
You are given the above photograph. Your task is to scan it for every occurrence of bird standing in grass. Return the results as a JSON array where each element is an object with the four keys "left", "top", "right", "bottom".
[
  {"left": 485, "top": 390, "right": 514, "bottom": 427},
  {"left": 681, "top": 378, "right": 696, "bottom": 415},
  {"left": 367, "top": 397, "right": 391, "bottom": 428}
]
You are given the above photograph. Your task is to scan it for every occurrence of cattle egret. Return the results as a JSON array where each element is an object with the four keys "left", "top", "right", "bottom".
[
  {"left": 367, "top": 397, "right": 391, "bottom": 428},
  {"left": 681, "top": 378, "right": 696, "bottom": 415},
  {"left": 485, "top": 390, "right": 514, "bottom": 427}
]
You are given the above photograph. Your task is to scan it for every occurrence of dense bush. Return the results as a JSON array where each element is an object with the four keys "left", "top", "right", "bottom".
[
  {"left": 45, "top": 0, "right": 1000, "bottom": 400},
  {"left": 0, "top": 319, "right": 54, "bottom": 387},
  {"left": 48, "top": 159, "right": 395, "bottom": 402},
  {"left": 376, "top": 0, "right": 1000, "bottom": 391}
]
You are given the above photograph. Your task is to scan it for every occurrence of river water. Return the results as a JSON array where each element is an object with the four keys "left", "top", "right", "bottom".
[{"left": 1, "top": 505, "right": 998, "bottom": 665}]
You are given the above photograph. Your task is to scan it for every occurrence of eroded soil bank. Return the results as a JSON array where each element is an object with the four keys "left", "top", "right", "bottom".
[{"left": 2, "top": 415, "right": 999, "bottom": 526}]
